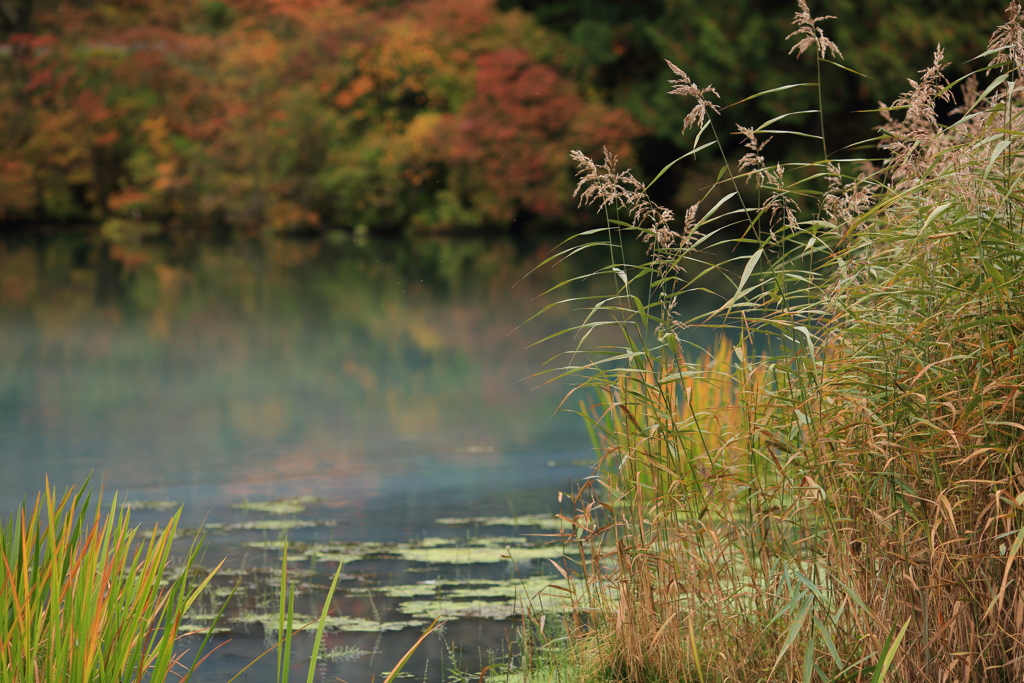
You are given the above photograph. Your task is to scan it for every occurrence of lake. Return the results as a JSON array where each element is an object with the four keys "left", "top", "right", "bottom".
[{"left": 0, "top": 228, "right": 720, "bottom": 681}]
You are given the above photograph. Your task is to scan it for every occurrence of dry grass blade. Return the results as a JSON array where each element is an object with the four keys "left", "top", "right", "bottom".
[{"left": 541, "top": 3, "right": 1024, "bottom": 682}]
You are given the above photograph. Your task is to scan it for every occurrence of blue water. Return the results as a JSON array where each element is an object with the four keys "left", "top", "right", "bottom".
[
  {"left": 0, "top": 230, "right": 624, "bottom": 681},
  {"left": 0, "top": 229, "right": 724, "bottom": 681},
  {"left": 0, "top": 233, "right": 597, "bottom": 525}
]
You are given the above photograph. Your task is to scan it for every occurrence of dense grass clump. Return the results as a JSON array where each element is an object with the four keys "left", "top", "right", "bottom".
[
  {"left": 0, "top": 481, "right": 219, "bottom": 683},
  {"left": 530, "top": 2, "right": 1024, "bottom": 682},
  {"left": 0, "top": 481, "right": 434, "bottom": 683}
]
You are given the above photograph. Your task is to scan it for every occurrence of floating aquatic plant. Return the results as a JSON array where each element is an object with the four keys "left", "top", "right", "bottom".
[
  {"left": 435, "top": 514, "right": 565, "bottom": 530},
  {"left": 243, "top": 537, "right": 567, "bottom": 565},
  {"left": 121, "top": 500, "right": 182, "bottom": 511},
  {"left": 206, "top": 519, "right": 335, "bottom": 532},
  {"left": 233, "top": 612, "right": 426, "bottom": 634},
  {"left": 323, "top": 646, "right": 372, "bottom": 662},
  {"left": 232, "top": 496, "right": 322, "bottom": 515}
]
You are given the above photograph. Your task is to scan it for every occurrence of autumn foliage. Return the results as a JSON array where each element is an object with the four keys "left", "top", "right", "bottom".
[{"left": 0, "top": 0, "right": 640, "bottom": 230}]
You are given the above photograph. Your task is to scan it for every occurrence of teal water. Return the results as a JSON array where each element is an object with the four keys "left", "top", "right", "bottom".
[
  {"left": 0, "top": 230, "right": 624, "bottom": 681},
  {"left": 0, "top": 232, "right": 598, "bottom": 524},
  {"left": 0, "top": 229, "right": 722, "bottom": 681}
]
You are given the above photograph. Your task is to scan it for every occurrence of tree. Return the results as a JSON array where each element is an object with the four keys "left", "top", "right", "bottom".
[
  {"left": 0, "top": 0, "right": 640, "bottom": 230},
  {"left": 500, "top": 0, "right": 1008, "bottom": 199}
]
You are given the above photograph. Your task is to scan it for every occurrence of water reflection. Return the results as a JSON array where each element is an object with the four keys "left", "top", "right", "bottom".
[
  {"left": 0, "top": 232, "right": 624, "bottom": 533},
  {"left": 0, "top": 229, "right": 731, "bottom": 682}
]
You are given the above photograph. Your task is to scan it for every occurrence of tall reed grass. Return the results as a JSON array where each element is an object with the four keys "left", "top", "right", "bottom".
[
  {"left": 0, "top": 480, "right": 220, "bottom": 683},
  {"left": 1, "top": 480, "right": 436, "bottom": 683},
  {"left": 538, "top": 2, "right": 1024, "bottom": 681}
]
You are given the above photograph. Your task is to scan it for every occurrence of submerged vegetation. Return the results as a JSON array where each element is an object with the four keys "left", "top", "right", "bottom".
[
  {"left": 524, "top": 2, "right": 1024, "bottom": 682},
  {"left": 241, "top": 531, "right": 567, "bottom": 564},
  {"left": 1, "top": 482, "right": 567, "bottom": 681}
]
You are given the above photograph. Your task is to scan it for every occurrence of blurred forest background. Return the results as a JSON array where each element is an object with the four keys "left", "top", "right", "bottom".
[{"left": 0, "top": 0, "right": 1008, "bottom": 233}]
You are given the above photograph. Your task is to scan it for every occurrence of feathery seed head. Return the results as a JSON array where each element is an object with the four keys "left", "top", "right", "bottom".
[
  {"left": 761, "top": 164, "right": 799, "bottom": 237},
  {"left": 665, "top": 60, "right": 721, "bottom": 132},
  {"left": 880, "top": 44, "right": 951, "bottom": 168},
  {"left": 821, "top": 162, "right": 876, "bottom": 225},
  {"left": 787, "top": 0, "right": 843, "bottom": 60},
  {"left": 570, "top": 147, "right": 645, "bottom": 215},
  {"left": 896, "top": 46, "right": 952, "bottom": 128},
  {"left": 737, "top": 125, "right": 772, "bottom": 174},
  {"left": 570, "top": 147, "right": 695, "bottom": 258},
  {"left": 988, "top": 1, "right": 1024, "bottom": 73}
]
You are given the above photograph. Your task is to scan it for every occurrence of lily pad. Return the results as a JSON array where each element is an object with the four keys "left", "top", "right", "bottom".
[
  {"left": 243, "top": 538, "right": 566, "bottom": 565},
  {"left": 241, "top": 540, "right": 363, "bottom": 565},
  {"left": 206, "top": 519, "right": 335, "bottom": 532},
  {"left": 398, "top": 599, "right": 518, "bottom": 621},
  {"left": 486, "top": 667, "right": 566, "bottom": 683},
  {"left": 177, "top": 622, "right": 233, "bottom": 636},
  {"left": 396, "top": 545, "right": 563, "bottom": 564},
  {"left": 123, "top": 500, "right": 181, "bottom": 511},
  {"left": 235, "top": 612, "right": 426, "bottom": 634},
  {"left": 372, "top": 575, "right": 571, "bottom": 602},
  {"left": 387, "top": 576, "right": 577, "bottom": 621},
  {"left": 412, "top": 536, "right": 530, "bottom": 548},
  {"left": 323, "top": 646, "right": 371, "bottom": 662},
  {"left": 233, "top": 496, "right": 322, "bottom": 515},
  {"left": 435, "top": 514, "right": 565, "bottom": 531},
  {"left": 374, "top": 582, "right": 445, "bottom": 599}
]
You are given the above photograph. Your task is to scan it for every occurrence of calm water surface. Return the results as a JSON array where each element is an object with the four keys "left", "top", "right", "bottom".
[
  {"left": 0, "top": 229, "right": 720, "bottom": 681},
  {"left": 1, "top": 232, "right": 596, "bottom": 521}
]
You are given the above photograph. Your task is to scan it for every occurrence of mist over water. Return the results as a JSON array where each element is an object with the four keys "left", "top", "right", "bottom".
[
  {"left": 0, "top": 229, "right": 719, "bottom": 681},
  {"left": 0, "top": 233, "right": 592, "bottom": 522}
]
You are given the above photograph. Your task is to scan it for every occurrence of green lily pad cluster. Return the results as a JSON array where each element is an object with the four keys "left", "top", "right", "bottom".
[
  {"left": 232, "top": 496, "right": 322, "bottom": 515},
  {"left": 179, "top": 574, "right": 580, "bottom": 634},
  {"left": 383, "top": 576, "right": 576, "bottom": 621},
  {"left": 243, "top": 536, "right": 567, "bottom": 565},
  {"left": 235, "top": 612, "right": 426, "bottom": 635},
  {"left": 205, "top": 519, "right": 335, "bottom": 532},
  {"left": 435, "top": 514, "right": 566, "bottom": 531},
  {"left": 323, "top": 646, "right": 371, "bottom": 662},
  {"left": 176, "top": 513, "right": 588, "bottom": 637},
  {"left": 122, "top": 500, "right": 181, "bottom": 511}
]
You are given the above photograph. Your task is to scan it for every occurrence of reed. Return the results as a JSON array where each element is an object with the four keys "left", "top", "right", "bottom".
[
  {"left": 1, "top": 480, "right": 437, "bottom": 683},
  {"left": 0, "top": 479, "right": 219, "bottom": 683},
  {"left": 538, "top": 2, "right": 1024, "bottom": 681}
]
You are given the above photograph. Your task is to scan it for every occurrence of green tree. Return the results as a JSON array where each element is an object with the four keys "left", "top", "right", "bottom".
[
  {"left": 501, "top": 0, "right": 1007, "bottom": 199},
  {"left": 0, "top": 0, "right": 639, "bottom": 230}
]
